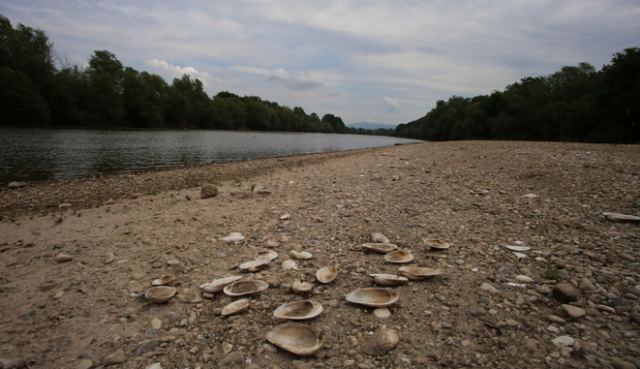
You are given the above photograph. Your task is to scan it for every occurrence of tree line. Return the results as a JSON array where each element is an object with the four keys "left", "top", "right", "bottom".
[
  {"left": 1, "top": 15, "right": 389, "bottom": 135},
  {"left": 396, "top": 48, "right": 640, "bottom": 143}
]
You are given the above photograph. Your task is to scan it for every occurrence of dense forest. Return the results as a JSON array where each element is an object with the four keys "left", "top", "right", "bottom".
[
  {"left": 396, "top": 48, "right": 640, "bottom": 143},
  {"left": 0, "top": 15, "right": 393, "bottom": 135}
]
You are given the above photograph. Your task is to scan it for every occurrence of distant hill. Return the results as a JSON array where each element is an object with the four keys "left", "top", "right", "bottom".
[{"left": 348, "top": 122, "right": 397, "bottom": 130}]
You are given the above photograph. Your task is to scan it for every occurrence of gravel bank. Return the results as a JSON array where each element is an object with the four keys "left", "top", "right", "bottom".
[{"left": 0, "top": 140, "right": 639, "bottom": 369}]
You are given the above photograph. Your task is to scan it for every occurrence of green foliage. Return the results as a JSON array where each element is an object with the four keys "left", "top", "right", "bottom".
[
  {"left": 543, "top": 266, "right": 561, "bottom": 281},
  {"left": 0, "top": 14, "right": 386, "bottom": 136},
  {"left": 397, "top": 49, "right": 640, "bottom": 143}
]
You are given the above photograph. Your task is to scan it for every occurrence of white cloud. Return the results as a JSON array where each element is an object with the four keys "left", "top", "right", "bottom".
[{"left": 144, "top": 59, "right": 220, "bottom": 86}]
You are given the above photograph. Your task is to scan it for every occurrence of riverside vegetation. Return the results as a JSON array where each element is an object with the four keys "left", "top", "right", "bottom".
[{"left": 0, "top": 15, "right": 393, "bottom": 136}]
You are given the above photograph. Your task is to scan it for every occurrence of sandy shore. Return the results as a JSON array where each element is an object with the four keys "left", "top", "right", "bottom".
[{"left": 1, "top": 141, "right": 639, "bottom": 369}]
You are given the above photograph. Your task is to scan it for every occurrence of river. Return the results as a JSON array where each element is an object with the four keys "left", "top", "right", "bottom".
[{"left": 0, "top": 128, "right": 420, "bottom": 183}]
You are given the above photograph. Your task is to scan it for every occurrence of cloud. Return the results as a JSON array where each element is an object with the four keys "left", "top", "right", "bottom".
[{"left": 1, "top": 0, "right": 639, "bottom": 124}]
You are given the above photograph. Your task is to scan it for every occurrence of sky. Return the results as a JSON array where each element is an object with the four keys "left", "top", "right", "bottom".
[{"left": 1, "top": 1, "right": 639, "bottom": 125}]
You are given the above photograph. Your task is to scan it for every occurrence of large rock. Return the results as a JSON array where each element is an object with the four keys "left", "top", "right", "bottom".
[
  {"left": 553, "top": 283, "right": 578, "bottom": 303},
  {"left": 200, "top": 185, "right": 218, "bottom": 199}
]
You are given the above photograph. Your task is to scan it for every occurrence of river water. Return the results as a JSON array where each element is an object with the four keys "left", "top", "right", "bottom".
[{"left": 0, "top": 128, "right": 419, "bottom": 183}]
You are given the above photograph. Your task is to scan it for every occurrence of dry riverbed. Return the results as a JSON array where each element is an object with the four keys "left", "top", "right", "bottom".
[{"left": 0, "top": 141, "right": 639, "bottom": 369}]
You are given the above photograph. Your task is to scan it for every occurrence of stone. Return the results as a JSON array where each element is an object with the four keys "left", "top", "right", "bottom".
[
  {"left": 551, "top": 336, "right": 575, "bottom": 347},
  {"left": 77, "top": 359, "right": 94, "bottom": 369},
  {"left": 515, "top": 275, "right": 534, "bottom": 283},
  {"left": 611, "top": 358, "right": 637, "bottom": 369},
  {"left": 151, "top": 318, "right": 162, "bottom": 329},
  {"left": 221, "top": 352, "right": 244, "bottom": 365},
  {"left": 252, "top": 184, "right": 271, "bottom": 195},
  {"left": 104, "top": 349, "right": 125, "bottom": 366},
  {"left": 373, "top": 308, "right": 391, "bottom": 319},
  {"left": 8, "top": 181, "right": 26, "bottom": 188},
  {"left": 553, "top": 283, "right": 578, "bottom": 303},
  {"left": 104, "top": 253, "right": 114, "bottom": 264},
  {"left": 280, "top": 213, "right": 291, "bottom": 220},
  {"left": 370, "top": 232, "right": 389, "bottom": 243},
  {"left": 480, "top": 282, "right": 499, "bottom": 294},
  {"left": 580, "top": 278, "right": 596, "bottom": 292},
  {"left": 145, "top": 364, "right": 162, "bottom": 369},
  {"left": 362, "top": 327, "right": 399, "bottom": 355},
  {"left": 282, "top": 259, "right": 298, "bottom": 270},
  {"left": 561, "top": 304, "right": 586, "bottom": 319},
  {"left": 221, "top": 232, "right": 245, "bottom": 243},
  {"left": 266, "top": 240, "right": 280, "bottom": 248},
  {"left": 200, "top": 185, "right": 218, "bottom": 199},
  {"left": 55, "top": 253, "right": 73, "bottom": 263}
]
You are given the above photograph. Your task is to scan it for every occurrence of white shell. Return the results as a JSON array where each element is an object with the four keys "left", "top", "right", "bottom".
[
  {"left": 398, "top": 266, "right": 443, "bottom": 280},
  {"left": 370, "top": 232, "right": 390, "bottom": 243},
  {"left": 152, "top": 274, "right": 176, "bottom": 286},
  {"left": 362, "top": 243, "right": 398, "bottom": 254},
  {"left": 369, "top": 273, "right": 408, "bottom": 286},
  {"left": 316, "top": 266, "right": 337, "bottom": 284},
  {"left": 282, "top": 259, "right": 298, "bottom": 270},
  {"left": 602, "top": 212, "right": 640, "bottom": 223},
  {"left": 362, "top": 327, "right": 399, "bottom": 355},
  {"left": 423, "top": 239, "right": 451, "bottom": 250},
  {"left": 239, "top": 259, "right": 271, "bottom": 272},
  {"left": 273, "top": 300, "right": 323, "bottom": 320},
  {"left": 256, "top": 250, "right": 279, "bottom": 262},
  {"left": 266, "top": 323, "right": 324, "bottom": 356},
  {"left": 291, "top": 280, "right": 314, "bottom": 294},
  {"left": 199, "top": 276, "right": 243, "bottom": 293},
  {"left": 221, "top": 299, "right": 250, "bottom": 316},
  {"left": 345, "top": 288, "right": 400, "bottom": 307},
  {"left": 384, "top": 250, "right": 414, "bottom": 264},
  {"left": 145, "top": 286, "right": 177, "bottom": 304},
  {"left": 221, "top": 232, "right": 245, "bottom": 243},
  {"left": 505, "top": 245, "right": 531, "bottom": 252},
  {"left": 223, "top": 280, "right": 269, "bottom": 296},
  {"left": 290, "top": 250, "right": 313, "bottom": 260}
]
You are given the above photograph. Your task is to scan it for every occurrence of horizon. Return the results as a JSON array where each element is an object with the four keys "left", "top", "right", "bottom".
[{"left": 1, "top": 1, "right": 638, "bottom": 125}]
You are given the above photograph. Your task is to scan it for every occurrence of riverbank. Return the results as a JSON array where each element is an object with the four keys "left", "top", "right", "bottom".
[{"left": 0, "top": 141, "right": 639, "bottom": 369}]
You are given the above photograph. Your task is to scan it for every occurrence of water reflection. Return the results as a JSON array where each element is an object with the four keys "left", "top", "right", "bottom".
[{"left": 0, "top": 128, "right": 420, "bottom": 183}]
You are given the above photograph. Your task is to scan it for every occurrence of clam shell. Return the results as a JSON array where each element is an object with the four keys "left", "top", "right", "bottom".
[
  {"left": 602, "top": 212, "right": 640, "bottom": 223},
  {"left": 362, "top": 327, "right": 399, "bottom": 355},
  {"left": 346, "top": 288, "right": 400, "bottom": 307},
  {"left": 369, "top": 273, "right": 408, "bottom": 286},
  {"left": 256, "top": 250, "right": 278, "bottom": 262},
  {"left": 282, "top": 259, "right": 298, "bottom": 270},
  {"left": 223, "top": 280, "right": 269, "bottom": 296},
  {"left": 145, "top": 286, "right": 177, "bottom": 304},
  {"left": 316, "top": 266, "right": 337, "bottom": 284},
  {"left": 273, "top": 300, "right": 323, "bottom": 320},
  {"left": 239, "top": 259, "right": 270, "bottom": 272},
  {"left": 505, "top": 245, "right": 531, "bottom": 252},
  {"left": 290, "top": 250, "right": 313, "bottom": 260},
  {"left": 221, "top": 299, "right": 250, "bottom": 316},
  {"left": 398, "top": 266, "right": 443, "bottom": 280},
  {"left": 384, "top": 249, "right": 414, "bottom": 264},
  {"left": 266, "top": 323, "right": 324, "bottom": 356},
  {"left": 291, "top": 280, "right": 314, "bottom": 294},
  {"left": 152, "top": 274, "right": 176, "bottom": 286},
  {"left": 423, "top": 239, "right": 450, "bottom": 250},
  {"left": 199, "top": 275, "right": 243, "bottom": 293},
  {"left": 362, "top": 243, "right": 398, "bottom": 254}
]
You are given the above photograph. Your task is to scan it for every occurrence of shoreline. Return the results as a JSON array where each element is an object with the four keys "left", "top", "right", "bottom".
[{"left": 0, "top": 144, "right": 419, "bottom": 219}]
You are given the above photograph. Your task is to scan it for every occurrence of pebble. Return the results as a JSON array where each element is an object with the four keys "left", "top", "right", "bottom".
[
  {"left": 552, "top": 283, "right": 578, "bottom": 303},
  {"left": 151, "top": 318, "right": 162, "bottom": 329},
  {"left": 547, "top": 325, "right": 560, "bottom": 334},
  {"left": 54, "top": 253, "right": 73, "bottom": 263},
  {"left": 145, "top": 364, "right": 162, "bottom": 369},
  {"left": 513, "top": 252, "right": 528, "bottom": 259},
  {"left": 373, "top": 308, "right": 391, "bottom": 319},
  {"left": 200, "top": 185, "right": 218, "bottom": 199},
  {"left": 515, "top": 275, "right": 534, "bottom": 283},
  {"left": 221, "top": 232, "right": 245, "bottom": 243},
  {"left": 77, "top": 359, "right": 93, "bottom": 369},
  {"left": 551, "top": 336, "right": 575, "bottom": 347},
  {"left": 280, "top": 213, "right": 291, "bottom": 220},
  {"left": 611, "top": 358, "right": 637, "bottom": 369},
  {"left": 282, "top": 259, "right": 298, "bottom": 270},
  {"left": 266, "top": 240, "right": 280, "bottom": 248},
  {"left": 104, "top": 253, "right": 114, "bottom": 264},
  {"left": 561, "top": 304, "right": 586, "bottom": 319},
  {"left": 104, "top": 349, "right": 125, "bottom": 366},
  {"left": 480, "top": 282, "right": 499, "bottom": 294},
  {"left": 221, "top": 352, "right": 244, "bottom": 365},
  {"left": 8, "top": 181, "right": 26, "bottom": 188},
  {"left": 252, "top": 184, "right": 271, "bottom": 195},
  {"left": 370, "top": 232, "right": 390, "bottom": 243}
]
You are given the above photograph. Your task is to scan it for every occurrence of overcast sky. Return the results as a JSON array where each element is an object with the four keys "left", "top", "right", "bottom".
[{"left": 1, "top": 1, "right": 638, "bottom": 125}]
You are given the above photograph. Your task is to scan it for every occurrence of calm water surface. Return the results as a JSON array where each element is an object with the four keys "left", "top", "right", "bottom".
[{"left": 0, "top": 128, "right": 420, "bottom": 183}]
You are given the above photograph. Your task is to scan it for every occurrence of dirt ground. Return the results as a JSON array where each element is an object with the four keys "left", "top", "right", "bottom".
[{"left": 0, "top": 140, "right": 639, "bottom": 369}]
